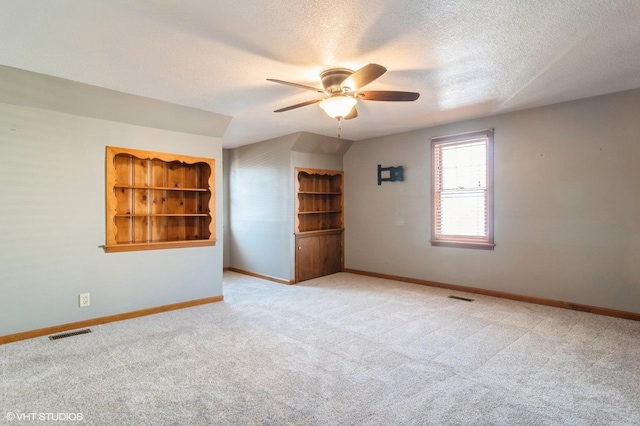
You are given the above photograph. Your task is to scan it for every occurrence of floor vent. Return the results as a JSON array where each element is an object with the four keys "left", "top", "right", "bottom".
[
  {"left": 49, "top": 329, "right": 92, "bottom": 341},
  {"left": 448, "top": 295, "right": 474, "bottom": 302}
]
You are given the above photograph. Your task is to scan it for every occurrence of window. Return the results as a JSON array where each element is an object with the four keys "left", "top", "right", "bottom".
[{"left": 431, "top": 129, "right": 494, "bottom": 249}]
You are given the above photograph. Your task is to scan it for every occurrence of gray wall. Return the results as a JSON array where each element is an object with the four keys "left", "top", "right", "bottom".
[
  {"left": 344, "top": 88, "right": 640, "bottom": 314},
  {"left": 0, "top": 102, "right": 224, "bottom": 336},
  {"left": 223, "top": 148, "right": 231, "bottom": 269},
  {"left": 228, "top": 134, "right": 296, "bottom": 281},
  {"left": 227, "top": 132, "right": 351, "bottom": 282}
]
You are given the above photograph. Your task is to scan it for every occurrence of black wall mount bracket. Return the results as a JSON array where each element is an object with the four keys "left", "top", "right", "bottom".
[{"left": 378, "top": 164, "right": 404, "bottom": 185}]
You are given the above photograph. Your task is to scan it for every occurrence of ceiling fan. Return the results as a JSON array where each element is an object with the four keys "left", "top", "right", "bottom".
[{"left": 267, "top": 63, "right": 420, "bottom": 121}]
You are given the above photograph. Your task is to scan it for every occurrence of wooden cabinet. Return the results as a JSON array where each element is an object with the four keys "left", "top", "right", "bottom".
[
  {"left": 105, "top": 146, "right": 215, "bottom": 252},
  {"left": 296, "top": 231, "right": 343, "bottom": 282},
  {"left": 294, "top": 168, "right": 344, "bottom": 282}
]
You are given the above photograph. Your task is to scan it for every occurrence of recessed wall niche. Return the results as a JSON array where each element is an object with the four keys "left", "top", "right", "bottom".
[{"left": 104, "top": 146, "right": 215, "bottom": 252}]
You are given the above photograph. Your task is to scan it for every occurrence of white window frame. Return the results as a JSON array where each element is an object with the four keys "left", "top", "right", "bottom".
[{"left": 430, "top": 129, "right": 495, "bottom": 250}]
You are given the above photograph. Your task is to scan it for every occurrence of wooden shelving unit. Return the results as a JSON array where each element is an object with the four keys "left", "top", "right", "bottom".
[
  {"left": 105, "top": 146, "right": 215, "bottom": 252},
  {"left": 294, "top": 168, "right": 344, "bottom": 282},
  {"left": 295, "top": 169, "right": 344, "bottom": 233}
]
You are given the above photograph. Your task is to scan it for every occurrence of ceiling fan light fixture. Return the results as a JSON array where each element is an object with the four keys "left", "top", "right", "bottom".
[{"left": 319, "top": 95, "right": 357, "bottom": 119}]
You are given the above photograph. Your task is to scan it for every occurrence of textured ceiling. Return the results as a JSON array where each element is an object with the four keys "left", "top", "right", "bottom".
[{"left": 1, "top": 0, "right": 639, "bottom": 148}]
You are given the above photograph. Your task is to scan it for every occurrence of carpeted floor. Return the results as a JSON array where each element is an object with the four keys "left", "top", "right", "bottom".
[{"left": 2, "top": 271, "right": 639, "bottom": 425}]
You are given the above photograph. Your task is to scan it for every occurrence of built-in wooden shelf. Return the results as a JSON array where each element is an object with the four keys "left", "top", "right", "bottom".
[
  {"left": 105, "top": 146, "right": 215, "bottom": 253},
  {"left": 295, "top": 169, "right": 343, "bottom": 234},
  {"left": 294, "top": 168, "right": 344, "bottom": 282}
]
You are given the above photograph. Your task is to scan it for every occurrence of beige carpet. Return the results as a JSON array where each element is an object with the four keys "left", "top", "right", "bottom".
[{"left": 2, "top": 271, "right": 639, "bottom": 425}]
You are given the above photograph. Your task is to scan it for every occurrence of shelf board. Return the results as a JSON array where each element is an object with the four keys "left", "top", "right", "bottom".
[
  {"left": 298, "top": 210, "right": 342, "bottom": 215},
  {"left": 298, "top": 191, "right": 341, "bottom": 195},
  {"left": 114, "top": 185, "right": 209, "bottom": 192},
  {"left": 104, "top": 239, "right": 216, "bottom": 253},
  {"left": 115, "top": 214, "right": 209, "bottom": 217},
  {"left": 295, "top": 228, "right": 344, "bottom": 236}
]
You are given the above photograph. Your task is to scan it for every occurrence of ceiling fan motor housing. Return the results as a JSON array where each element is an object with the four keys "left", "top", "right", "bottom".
[{"left": 320, "top": 68, "right": 353, "bottom": 94}]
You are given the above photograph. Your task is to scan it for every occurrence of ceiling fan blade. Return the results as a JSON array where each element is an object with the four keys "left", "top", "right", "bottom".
[
  {"left": 342, "top": 64, "right": 387, "bottom": 90},
  {"left": 267, "top": 78, "right": 324, "bottom": 93},
  {"left": 344, "top": 106, "right": 358, "bottom": 120},
  {"left": 274, "top": 98, "right": 321, "bottom": 112},
  {"left": 357, "top": 91, "right": 420, "bottom": 101}
]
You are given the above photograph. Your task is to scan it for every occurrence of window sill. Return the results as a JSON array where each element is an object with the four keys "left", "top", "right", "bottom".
[{"left": 430, "top": 240, "right": 495, "bottom": 250}]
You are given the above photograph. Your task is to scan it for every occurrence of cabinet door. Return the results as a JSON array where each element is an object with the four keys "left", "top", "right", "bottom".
[
  {"left": 296, "top": 231, "right": 343, "bottom": 282},
  {"left": 320, "top": 232, "right": 343, "bottom": 277}
]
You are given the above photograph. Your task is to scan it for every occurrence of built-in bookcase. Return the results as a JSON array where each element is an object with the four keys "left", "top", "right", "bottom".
[
  {"left": 105, "top": 146, "right": 215, "bottom": 252},
  {"left": 294, "top": 168, "right": 343, "bottom": 282},
  {"left": 295, "top": 169, "right": 344, "bottom": 233}
]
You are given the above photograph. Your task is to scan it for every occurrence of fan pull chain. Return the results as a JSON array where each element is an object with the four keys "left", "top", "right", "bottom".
[{"left": 337, "top": 117, "right": 342, "bottom": 138}]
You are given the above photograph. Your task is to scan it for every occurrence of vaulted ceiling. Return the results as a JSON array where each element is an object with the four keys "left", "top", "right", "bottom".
[{"left": 1, "top": 0, "right": 639, "bottom": 148}]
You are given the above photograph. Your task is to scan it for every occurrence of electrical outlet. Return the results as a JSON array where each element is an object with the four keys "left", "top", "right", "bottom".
[{"left": 79, "top": 293, "right": 90, "bottom": 308}]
